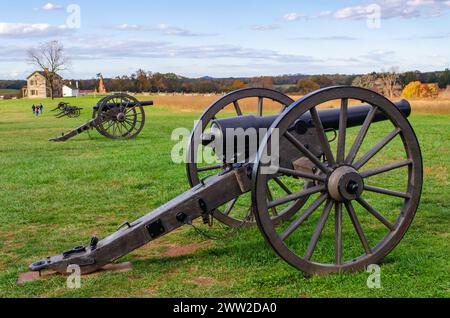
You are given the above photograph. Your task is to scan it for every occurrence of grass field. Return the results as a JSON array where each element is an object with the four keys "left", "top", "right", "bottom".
[{"left": 0, "top": 95, "right": 449, "bottom": 298}]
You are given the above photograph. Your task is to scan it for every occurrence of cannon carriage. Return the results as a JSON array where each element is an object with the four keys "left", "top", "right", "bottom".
[
  {"left": 51, "top": 102, "right": 83, "bottom": 119},
  {"left": 31, "top": 86, "right": 422, "bottom": 276},
  {"left": 50, "top": 93, "right": 153, "bottom": 142}
]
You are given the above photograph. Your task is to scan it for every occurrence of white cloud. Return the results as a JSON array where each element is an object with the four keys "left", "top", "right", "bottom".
[
  {"left": 0, "top": 22, "right": 70, "bottom": 38},
  {"left": 157, "top": 24, "right": 216, "bottom": 37},
  {"left": 42, "top": 2, "right": 63, "bottom": 11},
  {"left": 334, "top": 5, "right": 371, "bottom": 19},
  {"left": 318, "top": 10, "right": 333, "bottom": 17},
  {"left": 251, "top": 24, "right": 280, "bottom": 31},
  {"left": 333, "top": 0, "right": 450, "bottom": 20},
  {"left": 115, "top": 24, "right": 143, "bottom": 30},
  {"left": 283, "top": 13, "right": 306, "bottom": 21}
]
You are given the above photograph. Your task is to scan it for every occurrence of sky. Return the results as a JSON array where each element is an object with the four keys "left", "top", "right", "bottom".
[{"left": 0, "top": 0, "right": 449, "bottom": 79}]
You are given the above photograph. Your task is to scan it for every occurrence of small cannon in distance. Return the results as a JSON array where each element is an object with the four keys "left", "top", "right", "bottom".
[
  {"left": 31, "top": 86, "right": 422, "bottom": 276},
  {"left": 49, "top": 93, "right": 153, "bottom": 142},
  {"left": 51, "top": 102, "right": 83, "bottom": 119}
]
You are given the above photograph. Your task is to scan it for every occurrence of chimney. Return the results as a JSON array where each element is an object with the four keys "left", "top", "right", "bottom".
[{"left": 44, "top": 68, "right": 49, "bottom": 74}]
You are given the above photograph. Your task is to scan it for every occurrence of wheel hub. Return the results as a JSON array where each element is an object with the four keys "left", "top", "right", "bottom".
[
  {"left": 116, "top": 112, "right": 126, "bottom": 122},
  {"left": 327, "top": 166, "right": 364, "bottom": 202}
]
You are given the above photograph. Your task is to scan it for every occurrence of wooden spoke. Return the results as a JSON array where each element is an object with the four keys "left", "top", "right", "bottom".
[
  {"left": 345, "top": 202, "right": 372, "bottom": 255},
  {"left": 337, "top": 99, "right": 348, "bottom": 163},
  {"left": 197, "top": 164, "right": 223, "bottom": 172},
  {"left": 268, "top": 185, "right": 325, "bottom": 209},
  {"left": 364, "top": 185, "right": 411, "bottom": 199},
  {"left": 360, "top": 159, "right": 412, "bottom": 178},
  {"left": 224, "top": 198, "right": 238, "bottom": 215},
  {"left": 278, "top": 167, "right": 326, "bottom": 182},
  {"left": 304, "top": 199, "right": 334, "bottom": 261},
  {"left": 345, "top": 106, "right": 378, "bottom": 165},
  {"left": 354, "top": 128, "right": 402, "bottom": 170},
  {"left": 310, "top": 107, "right": 336, "bottom": 166},
  {"left": 356, "top": 197, "right": 395, "bottom": 231},
  {"left": 266, "top": 188, "right": 278, "bottom": 216},
  {"left": 273, "top": 177, "right": 293, "bottom": 195},
  {"left": 233, "top": 101, "right": 243, "bottom": 116},
  {"left": 280, "top": 193, "right": 328, "bottom": 241},
  {"left": 335, "top": 202, "right": 343, "bottom": 265},
  {"left": 285, "top": 131, "right": 331, "bottom": 174},
  {"left": 257, "top": 97, "right": 263, "bottom": 117}
]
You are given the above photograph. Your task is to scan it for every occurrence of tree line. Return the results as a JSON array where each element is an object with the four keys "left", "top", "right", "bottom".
[
  {"left": 2, "top": 69, "right": 449, "bottom": 96},
  {"left": 66, "top": 69, "right": 450, "bottom": 96}
]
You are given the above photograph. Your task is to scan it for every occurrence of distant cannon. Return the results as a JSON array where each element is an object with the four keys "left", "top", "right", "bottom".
[
  {"left": 50, "top": 93, "right": 153, "bottom": 142},
  {"left": 51, "top": 102, "right": 83, "bottom": 119}
]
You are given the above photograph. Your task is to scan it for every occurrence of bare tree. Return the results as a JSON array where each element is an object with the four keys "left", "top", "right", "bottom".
[
  {"left": 352, "top": 73, "right": 377, "bottom": 90},
  {"left": 27, "top": 40, "right": 71, "bottom": 99},
  {"left": 376, "top": 70, "right": 401, "bottom": 98}
]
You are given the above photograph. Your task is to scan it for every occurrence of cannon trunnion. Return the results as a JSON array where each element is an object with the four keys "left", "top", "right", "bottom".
[{"left": 31, "top": 86, "right": 423, "bottom": 276}]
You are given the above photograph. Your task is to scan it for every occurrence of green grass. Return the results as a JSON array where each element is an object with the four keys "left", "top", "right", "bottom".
[{"left": 0, "top": 96, "right": 449, "bottom": 298}]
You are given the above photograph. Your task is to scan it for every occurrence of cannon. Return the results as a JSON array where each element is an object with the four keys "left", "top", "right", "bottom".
[
  {"left": 51, "top": 102, "right": 83, "bottom": 119},
  {"left": 30, "top": 86, "right": 422, "bottom": 276},
  {"left": 49, "top": 93, "right": 153, "bottom": 142}
]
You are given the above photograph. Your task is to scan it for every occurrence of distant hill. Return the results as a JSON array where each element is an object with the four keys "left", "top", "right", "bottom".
[{"left": 0, "top": 80, "right": 26, "bottom": 90}]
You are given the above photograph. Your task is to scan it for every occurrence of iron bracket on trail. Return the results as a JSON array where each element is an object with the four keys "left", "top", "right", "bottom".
[
  {"left": 30, "top": 86, "right": 423, "bottom": 276},
  {"left": 50, "top": 93, "right": 153, "bottom": 142}
]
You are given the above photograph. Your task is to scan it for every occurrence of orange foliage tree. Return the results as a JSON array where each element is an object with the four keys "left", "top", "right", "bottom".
[
  {"left": 231, "top": 79, "right": 246, "bottom": 90},
  {"left": 402, "top": 81, "right": 439, "bottom": 98},
  {"left": 297, "top": 79, "right": 320, "bottom": 95}
]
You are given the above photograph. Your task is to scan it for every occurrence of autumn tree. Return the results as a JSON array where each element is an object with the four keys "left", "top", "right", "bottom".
[
  {"left": 27, "top": 40, "right": 71, "bottom": 99},
  {"left": 297, "top": 79, "right": 320, "bottom": 95},
  {"left": 231, "top": 79, "right": 246, "bottom": 91},
  {"left": 310, "top": 75, "right": 333, "bottom": 88},
  {"left": 402, "top": 81, "right": 439, "bottom": 99}
]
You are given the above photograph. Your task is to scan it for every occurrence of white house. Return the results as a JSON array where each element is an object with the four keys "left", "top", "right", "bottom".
[{"left": 63, "top": 82, "right": 80, "bottom": 97}]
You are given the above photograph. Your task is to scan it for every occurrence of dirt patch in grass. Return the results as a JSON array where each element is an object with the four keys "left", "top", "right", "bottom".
[
  {"left": 161, "top": 241, "right": 211, "bottom": 257},
  {"left": 132, "top": 240, "right": 211, "bottom": 260},
  {"left": 424, "top": 166, "right": 449, "bottom": 183},
  {"left": 188, "top": 276, "right": 218, "bottom": 286}
]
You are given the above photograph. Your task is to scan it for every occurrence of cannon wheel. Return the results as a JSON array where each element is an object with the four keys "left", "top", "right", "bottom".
[
  {"left": 186, "top": 88, "right": 312, "bottom": 228},
  {"left": 253, "top": 86, "right": 423, "bottom": 275},
  {"left": 95, "top": 94, "right": 145, "bottom": 140}
]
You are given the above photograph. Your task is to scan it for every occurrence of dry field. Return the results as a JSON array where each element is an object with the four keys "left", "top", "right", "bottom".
[{"left": 150, "top": 94, "right": 450, "bottom": 114}]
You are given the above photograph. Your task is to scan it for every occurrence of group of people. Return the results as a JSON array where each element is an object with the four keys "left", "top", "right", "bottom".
[{"left": 32, "top": 103, "right": 44, "bottom": 116}]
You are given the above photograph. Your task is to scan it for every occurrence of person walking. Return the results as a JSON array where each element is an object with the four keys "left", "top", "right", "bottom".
[
  {"left": 32, "top": 104, "right": 36, "bottom": 115},
  {"left": 39, "top": 103, "right": 44, "bottom": 114}
]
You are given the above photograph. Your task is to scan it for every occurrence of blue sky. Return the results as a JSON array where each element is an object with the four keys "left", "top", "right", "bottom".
[{"left": 0, "top": 0, "right": 449, "bottom": 79}]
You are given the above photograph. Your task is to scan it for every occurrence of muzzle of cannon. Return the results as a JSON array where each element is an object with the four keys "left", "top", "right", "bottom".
[
  {"left": 207, "top": 100, "right": 412, "bottom": 164},
  {"left": 29, "top": 86, "right": 422, "bottom": 276},
  {"left": 49, "top": 93, "right": 153, "bottom": 142}
]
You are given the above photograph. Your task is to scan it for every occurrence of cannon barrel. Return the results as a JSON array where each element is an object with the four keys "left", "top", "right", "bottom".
[
  {"left": 93, "top": 100, "right": 153, "bottom": 111},
  {"left": 209, "top": 100, "right": 411, "bottom": 145}
]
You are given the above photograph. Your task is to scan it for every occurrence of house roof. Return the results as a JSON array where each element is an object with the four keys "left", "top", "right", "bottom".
[{"left": 27, "top": 71, "right": 62, "bottom": 80}]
